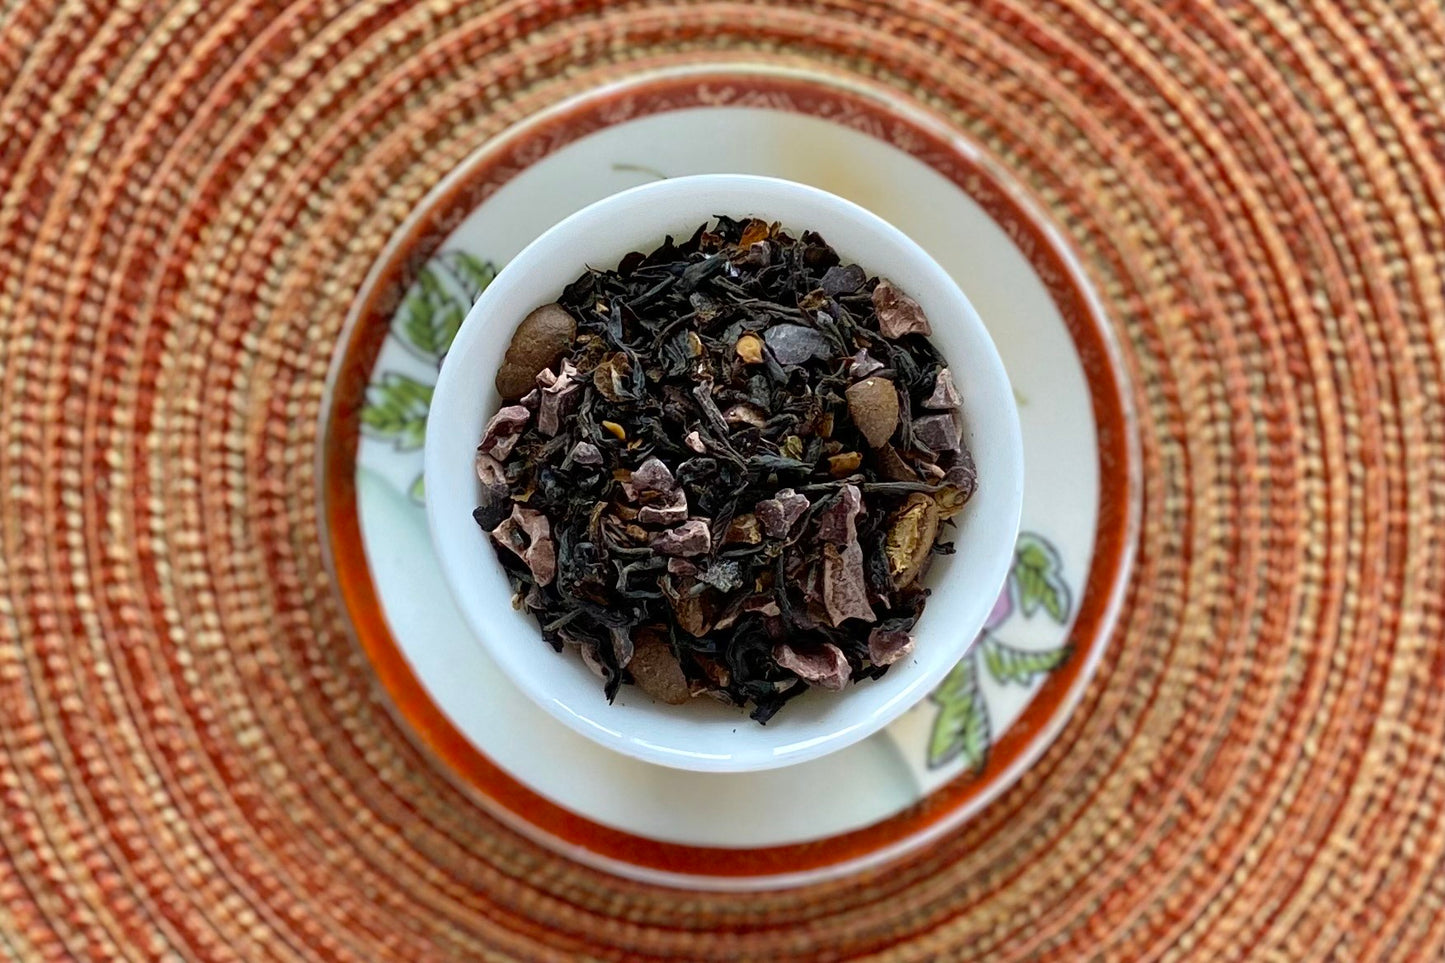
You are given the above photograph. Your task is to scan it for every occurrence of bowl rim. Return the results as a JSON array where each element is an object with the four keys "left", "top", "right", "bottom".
[{"left": 424, "top": 173, "right": 1024, "bottom": 772}]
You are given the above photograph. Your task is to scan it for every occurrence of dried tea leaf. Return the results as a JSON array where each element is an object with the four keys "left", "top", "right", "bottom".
[
  {"left": 937, "top": 448, "right": 978, "bottom": 518},
  {"left": 723, "top": 403, "right": 768, "bottom": 428},
  {"left": 738, "top": 217, "right": 772, "bottom": 247},
  {"left": 608, "top": 625, "right": 634, "bottom": 670}
]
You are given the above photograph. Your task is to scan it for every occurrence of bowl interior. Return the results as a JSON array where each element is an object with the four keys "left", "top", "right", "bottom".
[{"left": 424, "top": 174, "right": 1023, "bottom": 772}]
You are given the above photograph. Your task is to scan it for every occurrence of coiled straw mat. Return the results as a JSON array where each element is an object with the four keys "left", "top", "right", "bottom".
[{"left": 2, "top": 1, "right": 1444, "bottom": 959}]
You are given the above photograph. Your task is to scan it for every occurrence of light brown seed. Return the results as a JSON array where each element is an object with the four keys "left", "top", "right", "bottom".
[
  {"left": 845, "top": 377, "right": 900, "bottom": 448},
  {"left": 494, "top": 303, "right": 576, "bottom": 399},
  {"left": 628, "top": 636, "right": 691, "bottom": 705}
]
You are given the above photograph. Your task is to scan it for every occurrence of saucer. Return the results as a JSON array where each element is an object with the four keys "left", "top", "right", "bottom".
[{"left": 320, "top": 63, "right": 1139, "bottom": 890}]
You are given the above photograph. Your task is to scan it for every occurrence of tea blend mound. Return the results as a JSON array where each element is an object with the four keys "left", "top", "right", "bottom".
[{"left": 474, "top": 216, "right": 977, "bottom": 723}]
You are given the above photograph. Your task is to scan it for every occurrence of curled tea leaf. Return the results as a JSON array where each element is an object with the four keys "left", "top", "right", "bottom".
[
  {"left": 936, "top": 449, "right": 978, "bottom": 518},
  {"left": 723, "top": 403, "right": 768, "bottom": 429}
]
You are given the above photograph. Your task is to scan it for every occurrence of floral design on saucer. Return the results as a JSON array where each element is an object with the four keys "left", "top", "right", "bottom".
[{"left": 930, "top": 533, "right": 1072, "bottom": 771}]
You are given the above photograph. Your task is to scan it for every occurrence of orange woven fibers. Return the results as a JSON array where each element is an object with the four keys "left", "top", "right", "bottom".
[{"left": 1, "top": 1, "right": 1444, "bottom": 959}]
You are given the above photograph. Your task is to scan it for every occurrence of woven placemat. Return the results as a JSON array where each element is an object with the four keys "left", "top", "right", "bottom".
[{"left": 2, "top": 1, "right": 1443, "bottom": 959}]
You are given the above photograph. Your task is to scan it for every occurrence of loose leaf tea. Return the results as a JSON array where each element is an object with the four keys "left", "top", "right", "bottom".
[{"left": 474, "top": 217, "right": 977, "bottom": 723}]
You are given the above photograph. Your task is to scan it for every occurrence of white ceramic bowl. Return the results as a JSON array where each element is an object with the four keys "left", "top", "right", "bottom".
[{"left": 425, "top": 174, "right": 1023, "bottom": 773}]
